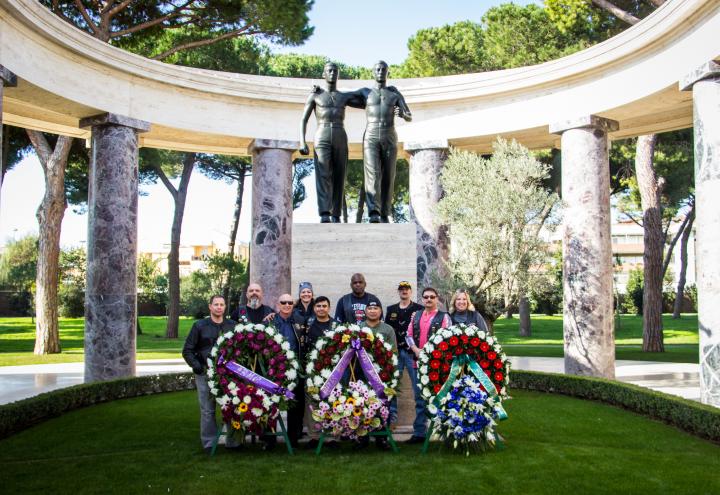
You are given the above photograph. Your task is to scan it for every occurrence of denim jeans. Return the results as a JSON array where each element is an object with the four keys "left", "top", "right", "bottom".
[
  {"left": 389, "top": 349, "right": 428, "bottom": 438},
  {"left": 195, "top": 373, "right": 239, "bottom": 448}
]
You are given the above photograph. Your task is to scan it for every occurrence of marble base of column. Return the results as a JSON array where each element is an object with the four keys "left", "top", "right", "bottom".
[
  {"left": 550, "top": 116, "right": 617, "bottom": 378},
  {"left": 682, "top": 61, "right": 720, "bottom": 406},
  {"left": 80, "top": 113, "right": 150, "bottom": 383},
  {"left": 249, "top": 139, "right": 297, "bottom": 307},
  {"left": 406, "top": 140, "right": 449, "bottom": 290}
]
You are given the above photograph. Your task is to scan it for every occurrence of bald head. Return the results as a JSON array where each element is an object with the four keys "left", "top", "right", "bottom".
[{"left": 277, "top": 293, "right": 294, "bottom": 317}]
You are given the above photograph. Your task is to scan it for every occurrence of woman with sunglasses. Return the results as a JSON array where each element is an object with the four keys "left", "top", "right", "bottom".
[{"left": 449, "top": 289, "right": 489, "bottom": 332}]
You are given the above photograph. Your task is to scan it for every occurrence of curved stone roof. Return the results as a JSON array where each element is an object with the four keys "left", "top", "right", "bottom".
[{"left": 1, "top": 0, "right": 719, "bottom": 156}]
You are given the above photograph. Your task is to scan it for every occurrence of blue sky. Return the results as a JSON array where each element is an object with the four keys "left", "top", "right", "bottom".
[{"left": 0, "top": 0, "right": 538, "bottom": 251}]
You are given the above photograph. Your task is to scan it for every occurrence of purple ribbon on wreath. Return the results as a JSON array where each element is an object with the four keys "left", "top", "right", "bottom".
[
  {"left": 218, "top": 356, "right": 295, "bottom": 399},
  {"left": 319, "top": 338, "right": 387, "bottom": 401}
]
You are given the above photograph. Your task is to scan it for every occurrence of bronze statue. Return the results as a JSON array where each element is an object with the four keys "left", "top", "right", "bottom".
[
  {"left": 359, "top": 61, "right": 412, "bottom": 223},
  {"left": 300, "top": 62, "right": 364, "bottom": 223}
]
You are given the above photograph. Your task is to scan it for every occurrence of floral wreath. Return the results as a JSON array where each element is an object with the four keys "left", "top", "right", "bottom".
[
  {"left": 305, "top": 324, "right": 399, "bottom": 439},
  {"left": 417, "top": 324, "right": 510, "bottom": 450},
  {"left": 206, "top": 323, "right": 300, "bottom": 436}
]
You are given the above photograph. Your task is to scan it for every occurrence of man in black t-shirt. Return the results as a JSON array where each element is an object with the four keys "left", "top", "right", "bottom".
[
  {"left": 334, "top": 273, "right": 381, "bottom": 324},
  {"left": 230, "top": 282, "right": 274, "bottom": 323}
]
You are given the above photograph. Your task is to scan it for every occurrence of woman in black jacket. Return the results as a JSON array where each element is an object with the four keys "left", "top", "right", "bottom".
[{"left": 449, "top": 289, "right": 489, "bottom": 332}]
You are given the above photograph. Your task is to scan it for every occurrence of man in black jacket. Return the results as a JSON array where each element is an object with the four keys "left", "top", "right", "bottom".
[
  {"left": 334, "top": 273, "right": 381, "bottom": 324},
  {"left": 182, "top": 294, "right": 238, "bottom": 452},
  {"left": 230, "top": 283, "right": 274, "bottom": 323}
]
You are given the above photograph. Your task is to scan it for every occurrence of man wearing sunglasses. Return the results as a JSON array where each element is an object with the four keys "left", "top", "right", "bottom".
[
  {"left": 272, "top": 294, "right": 303, "bottom": 448},
  {"left": 405, "top": 287, "right": 451, "bottom": 444}
]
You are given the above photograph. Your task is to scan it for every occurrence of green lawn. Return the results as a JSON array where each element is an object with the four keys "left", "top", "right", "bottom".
[
  {"left": 0, "top": 317, "right": 193, "bottom": 366},
  {"left": 494, "top": 314, "right": 699, "bottom": 363},
  {"left": 1, "top": 389, "right": 718, "bottom": 494},
  {"left": 0, "top": 314, "right": 700, "bottom": 366}
]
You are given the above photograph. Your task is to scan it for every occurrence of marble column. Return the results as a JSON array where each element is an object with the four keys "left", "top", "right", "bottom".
[
  {"left": 249, "top": 139, "right": 297, "bottom": 307},
  {"left": 550, "top": 116, "right": 617, "bottom": 379},
  {"left": 406, "top": 139, "right": 450, "bottom": 291},
  {"left": 0, "top": 66, "right": 17, "bottom": 210},
  {"left": 681, "top": 61, "right": 720, "bottom": 407},
  {"left": 79, "top": 113, "right": 150, "bottom": 383}
]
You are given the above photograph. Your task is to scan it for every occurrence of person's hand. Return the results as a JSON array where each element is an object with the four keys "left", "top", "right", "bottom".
[
  {"left": 263, "top": 312, "right": 276, "bottom": 322},
  {"left": 299, "top": 143, "right": 309, "bottom": 155},
  {"left": 412, "top": 346, "right": 420, "bottom": 358},
  {"left": 192, "top": 366, "right": 204, "bottom": 375},
  {"left": 311, "top": 84, "right": 321, "bottom": 93}
]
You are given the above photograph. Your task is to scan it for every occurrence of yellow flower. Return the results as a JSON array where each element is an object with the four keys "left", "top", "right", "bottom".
[
  {"left": 341, "top": 334, "right": 351, "bottom": 343},
  {"left": 346, "top": 397, "right": 356, "bottom": 408},
  {"left": 365, "top": 332, "right": 375, "bottom": 342},
  {"left": 363, "top": 418, "right": 372, "bottom": 425},
  {"left": 333, "top": 400, "right": 341, "bottom": 409},
  {"left": 353, "top": 407, "right": 363, "bottom": 417},
  {"left": 231, "top": 420, "right": 241, "bottom": 430},
  {"left": 238, "top": 403, "right": 248, "bottom": 413}
]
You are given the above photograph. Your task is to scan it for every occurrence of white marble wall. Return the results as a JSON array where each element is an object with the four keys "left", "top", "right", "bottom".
[{"left": 291, "top": 223, "right": 417, "bottom": 309}]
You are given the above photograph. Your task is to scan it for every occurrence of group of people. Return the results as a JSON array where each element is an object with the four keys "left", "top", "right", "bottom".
[{"left": 182, "top": 272, "right": 488, "bottom": 453}]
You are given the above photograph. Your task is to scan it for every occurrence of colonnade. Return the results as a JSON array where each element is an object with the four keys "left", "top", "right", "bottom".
[{"left": 1, "top": 60, "right": 719, "bottom": 407}]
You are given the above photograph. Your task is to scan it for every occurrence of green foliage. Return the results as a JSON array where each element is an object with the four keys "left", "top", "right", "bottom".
[
  {"left": 180, "top": 253, "right": 247, "bottom": 318},
  {"left": 545, "top": 0, "right": 654, "bottom": 35},
  {"left": 510, "top": 370, "right": 720, "bottom": 442},
  {"left": 399, "top": 21, "right": 488, "bottom": 77},
  {"left": 57, "top": 247, "right": 86, "bottom": 318},
  {"left": 0, "top": 235, "right": 38, "bottom": 293},
  {"left": 260, "top": 53, "right": 371, "bottom": 79},
  {"left": 435, "top": 139, "right": 561, "bottom": 320},
  {"left": 293, "top": 159, "right": 314, "bottom": 209},
  {"left": 137, "top": 257, "right": 168, "bottom": 307},
  {"left": 685, "top": 284, "right": 697, "bottom": 311},
  {"left": 529, "top": 250, "right": 562, "bottom": 315},
  {"left": 0, "top": 373, "right": 194, "bottom": 439},
  {"left": 623, "top": 268, "right": 644, "bottom": 315}
]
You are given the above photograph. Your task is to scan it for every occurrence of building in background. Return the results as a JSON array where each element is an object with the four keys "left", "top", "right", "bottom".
[{"left": 140, "top": 242, "right": 249, "bottom": 277}]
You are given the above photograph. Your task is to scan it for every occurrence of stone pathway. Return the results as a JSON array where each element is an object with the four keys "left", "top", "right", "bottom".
[{"left": 0, "top": 357, "right": 701, "bottom": 406}]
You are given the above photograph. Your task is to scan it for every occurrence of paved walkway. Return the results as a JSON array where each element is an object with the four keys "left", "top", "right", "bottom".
[{"left": 0, "top": 357, "right": 701, "bottom": 405}]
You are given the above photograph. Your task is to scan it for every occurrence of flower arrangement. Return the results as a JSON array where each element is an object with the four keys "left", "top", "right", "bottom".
[
  {"left": 207, "top": 323, "right": 300, "bottom": 436},
  {"left": 417, "top": 324, "right": 510, "bottom": 403},
  {"left": 305, "top": 325, "right": 399, "bottom": 438},
  {"left": 311, "top": 381, "right": 389, "bottom": 439},
  {"left": 417, "top": 324, "right": 510, "bottom": 452},
  {"left": 428, "top": 375, "right": 502, "bottom": 454}
]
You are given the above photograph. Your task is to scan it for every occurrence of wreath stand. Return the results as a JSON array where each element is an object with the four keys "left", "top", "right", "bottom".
[
  {"left": 313, "top": 359, "right": 399, "bottom": 455},
  {"left": 209, "top": 355, "right": 295, "bottom": 456}
]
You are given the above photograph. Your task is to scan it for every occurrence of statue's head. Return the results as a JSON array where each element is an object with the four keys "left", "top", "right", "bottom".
[
  {"left": 323, "top": 62, "right": 339, "bottom": 83},
  {"left": 373, "top": 60, "right": 389, "bottom": 82}
]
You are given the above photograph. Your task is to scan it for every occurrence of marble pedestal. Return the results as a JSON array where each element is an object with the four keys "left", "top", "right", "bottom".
[{"left": 292, "top": 223, "right": 418, "bottom": 426}]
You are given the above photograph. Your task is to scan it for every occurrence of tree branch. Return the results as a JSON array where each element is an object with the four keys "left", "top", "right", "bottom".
[
  {"left": 73, "top": 0, "right": 99, "bottom": 36},
  {"left": 152, "top": 163, "right": 178, "bottom": 199},
  {"left": 661, "top": 203, "right": 694, "bottom": 278},
  {"left": 646, "top": 0, "right": 666, "bottom": 8},
  {"left": 110, "top": 1, "right": 195, "bottom": 38},
  {"left": 152, "top": 26, "right": 257, "bottom": 60},
  {"left": 105, "top": 0, "right": 133, "bottom": 18},
  {"left": 591, "top": 0, "right": 641, "bottom": 25},
  {"left": 26, "top": 130, "right": 52, "bottom": 169}
]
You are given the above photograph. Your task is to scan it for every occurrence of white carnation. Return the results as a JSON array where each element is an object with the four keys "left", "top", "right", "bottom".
[
  {"left": 224, "top": 331, "right": 233, "bottom": 339},
  {"left": 211, "top": 348, "right": 218, "bottom": 357},
  {"left": 420, "top": 375, "right": 429, "bottom": 385},
  {"left": 210, "top": 388, "right": 218, "bottom": 396},
  {"left": 274, "top": 335, "right": 283, "bottom": 343},
  {"left": 232, "top": 396, "right": 240, "bottom": 405},
  {"left": 286, "top": 369, "right": 297, "bottom": 381},
  {"left": 313, "top": 376, "right": 323, "bottom": 387},
  {"left": 419, "top": 365, "right": 428, "bottom": 374},
  {"left": 287, "top": 350, "right": 296, "bottom": 360},
  {"left": 320, "top": 368, "right": 331, "bottom": 379},
  {"left": 251, "top": 408, "right": 263, "bottom": 417},
  {"left": 281, "top": 341, "right": 290, "bottom": 351},
  {"left": 309, "top": 350, "right": 318, "bottom": 360},
  {"left": 266, "top": 327, "right": 275, "bottom": 335}
]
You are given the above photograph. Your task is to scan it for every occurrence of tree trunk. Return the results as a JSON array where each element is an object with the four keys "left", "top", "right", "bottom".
[
  {"left": 157, "top": 153, "right": 195, "bottom": 339},
  {"left": 518, "top": 294, "right": 531, "bottom": 337},
  {"left": 224, "top": 171, "right": 246, "bottom": 304},
  {"left": 504, "top": 290, "right": 513, "bottom": 319},
  {"left": 355, "top": 187, "right": 365, "bottom": 223},
  {"left": 27, "top": 131, "right": 73, "bottom": 355},
  {"left": 673, "top": 206, "right": 695, "bottom": 319},
  {"left": 635, "top": 134, "right": 665, "bottom": 352}
]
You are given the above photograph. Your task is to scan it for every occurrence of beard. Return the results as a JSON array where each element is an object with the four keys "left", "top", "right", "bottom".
[{"left": 248, "top": 297, "right": 261, "bottom": 309}]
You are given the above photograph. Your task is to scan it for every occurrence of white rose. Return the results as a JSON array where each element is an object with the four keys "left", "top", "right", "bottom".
[
  {"left": 391, "top": 356, "right": 398, "bottom": 366},
  {"left": 478, "top": 331, "right": 486, "bottom": 339},
  {"left": 423, "top": 387, "right": 431, "bottom": 397},
  {"left": 210, "top": 388, "right": 218, "bottom": 396},
  {"left": 313, "top": 376, "right": 323, "bottom": 387},
  {"left": 254, "top": 324, "right": 264, "bottom": 331},
  {"left": 281, "top": 342, "right": 290, "bottom": 351},
  {"left": 432, "top": 335, "right": 442, "bottom": 345},
  {"left": 208, "top": 380, "right": 215, "bottom": 389},
  {"left": 228, "top": 381, "right": 237, "bottom": 390},
  {"left": 309, "top": 350, "right": 318, "bottom": 361},
  {"left": 287, "top": 350, "right": 296, "bottom": 360},
  {"left": 224, "top": 331, "right": 233, "bottom": 339},
  {"left": 251, "top": 408, "right": 263, "bottom": 417},
  {"left": 419, "top": 354, "right": 429, "bottom": 363},
  {"left": 210, "top": 348, "right": 218, "bottom": 357},
  {"left": 420, "top": 375, "right": 429, "bottom": 385},
  {"left": 419, "top": 365, "right": 428, "bottom": 375},
  {"left": 232, "top": 396, "right": 240, "bottom": 405},
  {"left": 315, "top": 341, "right": 324, "bottom": 350},
  {"left": 274, "top": 335, "right": 283, "bottom": 344}
]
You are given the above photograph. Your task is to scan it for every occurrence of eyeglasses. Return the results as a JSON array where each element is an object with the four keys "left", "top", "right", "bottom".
[
  {"left": 279, "top": 301, "right": 294, "bottom": 305},
  {"left": 422, "top": 295, "right": 437, "bottom": 299}
]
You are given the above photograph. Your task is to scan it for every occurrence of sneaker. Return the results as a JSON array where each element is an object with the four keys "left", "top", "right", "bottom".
[
  {"left": 305, "top": 438, "right": 320, "bottom": 450},
  {"left": 405, "top": 435, "right": 426, "bottom": 444}
]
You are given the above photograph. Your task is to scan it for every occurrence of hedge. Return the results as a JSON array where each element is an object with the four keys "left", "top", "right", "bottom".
[
  {"left": 0, "top": 372, "right": 195, "bottom": 440},
  {"left": 510, "top": 370, "right": 720, "bottom": 442},
  {"left": 1, "top": 371, "right": 718, "bottom": 444}
]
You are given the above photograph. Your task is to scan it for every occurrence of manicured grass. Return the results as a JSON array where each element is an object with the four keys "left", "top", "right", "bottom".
[
  {"left": 1, "top": 389, "right": 718, "bottom": 494},
  {"left": 0, "top": 317, "right": 193, "bottom": 366},
  {"left": 0, "top": 314, "right": 700, "bottom": 366},
  {"left": 494, "top": 314, "right": 699, "bottom": 363}
]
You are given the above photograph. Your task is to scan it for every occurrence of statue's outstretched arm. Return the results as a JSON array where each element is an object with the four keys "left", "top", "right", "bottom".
[
  {"left": 299, "top": 92, "right": 316, "bottom": 155},
  {"left": 346, "top": 88, "right": 368, "bottom": 109}
]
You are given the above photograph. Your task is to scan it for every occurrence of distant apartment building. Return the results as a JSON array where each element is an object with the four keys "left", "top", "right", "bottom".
[{"left": 140, "top": 242, "right": 249, "bottom": 277}]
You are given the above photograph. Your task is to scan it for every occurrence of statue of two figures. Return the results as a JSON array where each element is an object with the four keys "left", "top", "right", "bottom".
[{"left": 299, "top": 61, "right": 412, "bottom": 223}]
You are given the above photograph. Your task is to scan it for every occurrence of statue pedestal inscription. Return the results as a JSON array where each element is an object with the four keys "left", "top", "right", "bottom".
[{"left": 292, "top": 222, "right": 418, "bottom": 429}]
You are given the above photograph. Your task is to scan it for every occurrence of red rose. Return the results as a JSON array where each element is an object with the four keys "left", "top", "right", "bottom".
[
  {"left": 460, "top": 335, "right": 469, "bottom": 344},
  {"left": 332, "top": 334, "right": 341, "bottom": 342},
  {"left": 485, "top": 370, "right": 492, "bottom": 377},
  {"left": 480, "top": 342, "right": 490, "bottom": 352},
  {"left": 319, "top": 349, "right": 327, "bottom": 355},
  {"left": 441, "top": 363, "right": 451, "bottom": 373},
  {"left": 385, "top": 364, "right": 394, "bottom": 373},
  {"left": 487, "top": 351, "right": 498, "bottom": 360},
  {"left": 362, "top": 340, "right": 371, "bottom": 350},
  {"left": 386, "top": 351, "right": 393, "bottom": 359},
  {"left": 429, "top": 371, "right": 439, "bottom": 381},
  {"left": 494, "top": 371, "right": 504, "bottom": 382},
  {"left": 433, "top": 384, "right": 441, "bottom": 394},
  {"left": 480, "top": 360, "right": 490, "bottom": 369},
  {"left": 470, "top": 337, "right": 480, "bottom": 347},
  {"left": 327, "top": 346, "right": 336, "bottom": 354},
  {"left": 380, "top": 371, "right": 390, "bottom": 381},
  {"left": 430, "top": 360, "right": 441, "bottom": 370},
  {"left": 438, "top": 341, "right": 449, "bottom": 351},
  {"left": 493, "top": 360, "right": 503, "bottom": 369},
  {"left": 432, "top": 350, "right": 442, "bottom": 359},
  {"left": 454, "top": 347, "right": 463, "bottom": 355},
  {"left": 449, "top": 336, "right": 459, "bottom": 346},
  {"left": 314, "top": 362, "right": 323, "bottom": 371}
]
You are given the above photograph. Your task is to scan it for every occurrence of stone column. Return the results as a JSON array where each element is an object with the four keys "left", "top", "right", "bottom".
[
  {"left": 550, "top": 116, "right": 617, "bottom": 379},
  {"left": 249, "top": 139, "right": 297, "bottom": 307},
  {"left": 0, "top": 66, "right": 17, "bottom": 209},
  {"left": 80, "top": 113, "right": 150, "bottom": 383},
  {"left": 681, "top": 61, "right": 720, "bottom": 406},
  {"left": 406, "top": 139, "right": 450, "bottom": 291}
]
